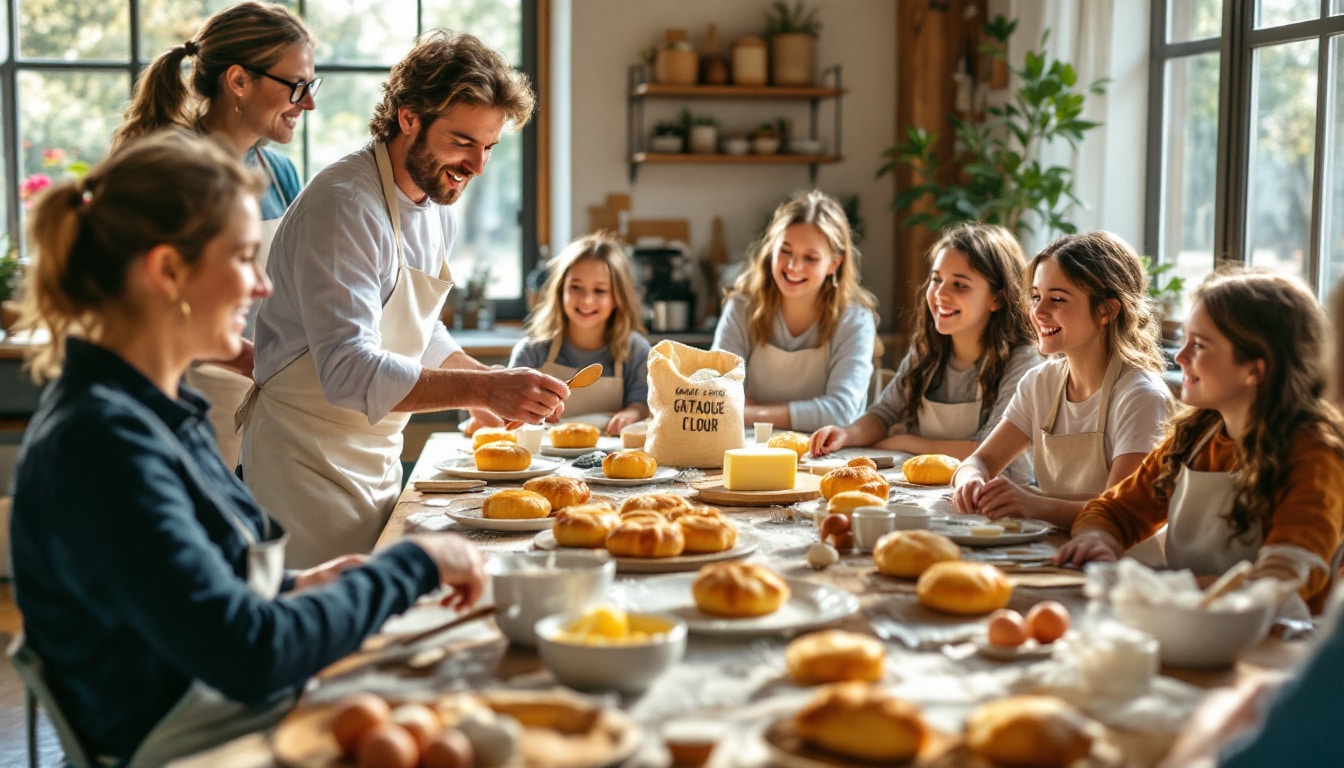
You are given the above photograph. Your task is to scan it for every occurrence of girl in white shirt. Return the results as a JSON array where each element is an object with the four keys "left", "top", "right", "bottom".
[
  {"left": 810, "top": 223, "right": 1040, "bottom": 481},
  {"left": 953, "top": 231, "right": 1175, "bottom": 527}
]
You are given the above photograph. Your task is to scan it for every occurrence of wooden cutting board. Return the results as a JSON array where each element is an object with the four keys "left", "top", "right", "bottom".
[{"left": 692, "top": 472, "right": 822, "bottom": 506}]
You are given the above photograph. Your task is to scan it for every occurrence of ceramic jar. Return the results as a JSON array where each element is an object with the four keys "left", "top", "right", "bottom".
[{"left": 731, "top": 36, "right": 767, "bottom": 86}]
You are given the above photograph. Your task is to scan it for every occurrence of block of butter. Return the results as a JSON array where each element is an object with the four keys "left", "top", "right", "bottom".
[{"left": 723, "top": 447, "right": 797, "bottom": 492}]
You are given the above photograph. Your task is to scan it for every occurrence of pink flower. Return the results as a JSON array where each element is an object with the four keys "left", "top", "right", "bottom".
[
  {"left": 41, "top": 148, "right": 66, "bottom": 167},
  {"left": 21, "top": 174, "right": 51, "bottom": 200}
]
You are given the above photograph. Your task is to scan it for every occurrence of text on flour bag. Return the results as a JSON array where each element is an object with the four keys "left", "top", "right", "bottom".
[{"left": 644, "top": 340, "right": 746, "bottom": 468}]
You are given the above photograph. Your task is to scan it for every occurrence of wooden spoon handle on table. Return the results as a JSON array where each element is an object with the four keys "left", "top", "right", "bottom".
[
  {"left": 503, "top": 363, "right": 603, "bottom": 430},
  {"left": 1198, "top": 560, "right": 1255, "bottom": 609}
]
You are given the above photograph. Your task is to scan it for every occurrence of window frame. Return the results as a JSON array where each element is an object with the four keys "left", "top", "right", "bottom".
[{"left": 0, "top": 0, "right": 543, "bottom": 321}]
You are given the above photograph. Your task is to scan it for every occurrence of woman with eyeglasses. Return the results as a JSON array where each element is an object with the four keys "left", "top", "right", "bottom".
[{"left": 112, "top": 0, "right": 319, "bottom": 468}]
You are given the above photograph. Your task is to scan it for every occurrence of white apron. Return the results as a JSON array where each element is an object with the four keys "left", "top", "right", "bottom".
[
  {"left": 538, "top": 338, "right": 624, "bottom": 419},
  {"left": 186, "top": 151, "right": 287, "bottom": 469},
  {"left": 1032, "top": 355, "right": 1123, "bottom": 497},
  {"left": 745, "top": 341, "right": 829, "bottom": 407},
  {"left": 239, "top": 142, "right": 453, "bottom": 568},
  {"left": 917, "top": 387, "right": 981, "bottom": 441},
  {"left": 1164, "top": 427, "right": 1262, "bottom": 574}
]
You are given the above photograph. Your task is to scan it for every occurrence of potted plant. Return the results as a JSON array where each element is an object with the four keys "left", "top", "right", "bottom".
[
  {"left": 688, "top": 115, "right": 718, "bottom": 154},
  {"left": 751, "top": 120, "right": 784, "bottom": 155},
  {"left": 1142, "top": 256, "right": 1187, "bottom": 342},
  {"left": 878, "top": 15, "right": 1108, "bottom": 241},
  {"left": 0, "top": 235, "right": 22, "bottom": 334},
  {"left": 649, "top": 121, "right": 685, "bottom": 153},
  {"left": 764, "top": 0, "right": 821, "bottom": 86}
]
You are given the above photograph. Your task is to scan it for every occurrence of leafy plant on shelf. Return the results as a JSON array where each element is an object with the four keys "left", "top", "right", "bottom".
[
  {"left": 0, "top": 235, "right": 20, "bottom": 304},
  {"left": 653, "top": 121, "right": 684, "bottom": 138},
  {"left": 764, "top": 0, "right": 822, "bottom": 37},
  {"left": 1141, "top": 256, "right": 1186, "bottom": 316},
  {"left": 878, "top": 15, "right": 1108, "bottom": 239}
]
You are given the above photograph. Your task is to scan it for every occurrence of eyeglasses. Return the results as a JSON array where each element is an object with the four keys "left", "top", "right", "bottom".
[{"left": 241, "top": 66, "right": 322, "bottom": 104}]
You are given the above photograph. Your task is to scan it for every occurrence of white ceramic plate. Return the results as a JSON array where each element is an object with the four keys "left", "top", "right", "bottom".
[
  {"left": 581, "top": 466, "right": 680, "bottom": 487},
  {"left": 932, "top": 516, "right": 1051, "bottom": 547},
  {"left": 432, "top": 456, "right": 563, "bottom": 482},
  {"left": 532, "top": 529, "right": 759, "bottom": 573},
  {"left": 539, "top": 445, "right": 605, "bottom": 458},
  {"left": 445, "top": 508, "right": 555, "bottom": 533},
  {"left": 973, "top": 635, "right": 1058, "bottom": 660},
  {"left": 612, "top": 573, "right": 858, "bottom": 636}
]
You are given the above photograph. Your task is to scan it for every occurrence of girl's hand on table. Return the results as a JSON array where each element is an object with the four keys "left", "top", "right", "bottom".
[
  {"left": 809, "top": 426, "right": 846, "bottom": 456},
  {"left": 405, "top": 533, "right": 486, "bottom": 610},
  {"left": 606, "top": 407, "right": 642, "bottom": 436},
  {"left": 294, "top": 554, "right": 369, "bottom": 591},
  {"left": 1054, "top": 530, "right": 1123, "bottom": 568},
  {"left": 952, "top": 478, "right": 985, "bottom": 514},
  {"left": 973, "top": 477, "right": 1036, "bottom": 520}
]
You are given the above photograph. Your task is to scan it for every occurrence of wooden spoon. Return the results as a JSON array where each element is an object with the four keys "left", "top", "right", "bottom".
[
  {"left": 1198, "top": 560, "right": 1254, "bottom": 609},
  {"left": 505, "top": 363, "right": 604, "bottom": 429}
]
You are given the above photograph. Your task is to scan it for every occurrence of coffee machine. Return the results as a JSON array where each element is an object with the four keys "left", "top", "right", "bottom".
[{"left": 631, "top": 245, "right": 696, "bottom": 333}]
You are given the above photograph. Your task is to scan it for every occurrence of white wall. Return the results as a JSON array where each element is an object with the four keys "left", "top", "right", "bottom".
[{"left": 553, "top": 0, "right": 897, "bottom": 327}]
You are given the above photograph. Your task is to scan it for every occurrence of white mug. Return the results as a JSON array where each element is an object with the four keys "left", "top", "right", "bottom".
[
  {"left": 515, "top": 424, "right": 545, "bottom": 454},
  {"left": 888, "top": 502, "right": 933, "bottom": 530},
  {"left": 851, "top": 506, "right": 897, "bottom": 551}
]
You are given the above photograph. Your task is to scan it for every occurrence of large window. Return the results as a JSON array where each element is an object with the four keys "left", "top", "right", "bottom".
[
  {"left": 1, "top": 0, "right": 538, "bottom": 318},
  {"left": 1147, "top": 0, "right": 1344, "bottom": 301}
]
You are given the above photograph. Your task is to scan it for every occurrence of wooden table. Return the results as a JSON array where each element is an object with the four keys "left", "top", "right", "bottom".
[{"left": 177, "top": 431, "right": 1309, "bottom": 767}]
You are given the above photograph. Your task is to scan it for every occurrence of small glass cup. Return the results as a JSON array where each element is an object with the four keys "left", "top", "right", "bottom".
[
  {"left": 753, "top": 422, "right": 773, "bottom": 444},
  {"left": 515, "top": 424, "right": 544, "bottom": 454}
]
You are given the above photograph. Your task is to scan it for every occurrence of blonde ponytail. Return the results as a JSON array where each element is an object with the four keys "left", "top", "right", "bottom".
[{"left": 20, "top": 179, "right": 93, "bottom": 380}]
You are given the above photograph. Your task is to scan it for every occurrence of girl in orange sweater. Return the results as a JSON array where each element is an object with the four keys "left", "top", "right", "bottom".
[{"left": 1057, "top": 269, "right": 1344, "bottom": 612}]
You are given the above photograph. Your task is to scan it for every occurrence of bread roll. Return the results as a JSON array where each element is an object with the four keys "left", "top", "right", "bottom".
[
  {"left": 916, "top": 561, "right": 1012, "bottom": 615},
  {"left": 549, "top": 422, "right": 600, "bottom": 449},
  {"left": 820, "top": 466, "right": 889, "bottom": 501},
  {"left": 472, "top": 428, "right": 516, "bottom": 450},
  {"left": 619, "top": 493, "right": 692, "bottom": 517},
  {"left": 691, "top": 562, "right": 789, "bottom": 617},
  {"left": 605, "top": 516, "right": 685, "bottom": 558},
  {"left": 965, "top": 696, "right": 1096, "bottom": 768},
  {"left": 872, "top": 530, "right": 961, "bottom": 578},
  {"left": 552, "top": 503, "right": 620, "bottom": 548},
  {"left": 901, "top": 454, "right": 960, "bottom": 485},
  {"left": 793, "top": 683, "right": 926, "bottom": 762},
  {"left": 766, "top": 431, "right": 809, "bottom": 458},
  {"left": 603, "top": 449, "right": 657, "bottom": 479},
  {"left": 522, "top": 476, "right": 591, "bottom": 511},
  {"left": 846, "top": 456, "right": 878, "bottom": 469},
  {"left": 785, "top": 630, "right": 885, "bottom": 684},
  {"left": 481, "top": 489, "right": 551, "bottom": 520},
  {"left": 474, "top": 442, "right": 532, "bottom": 472},
  {"left": 677, "top": 513, "right": 738, "bottom": 554},
  {"left": 825, "top": 491, "right": 887, "bottom": 518},
  {"left": 664, "top": 504, "right": 723, "bottom": 521}
]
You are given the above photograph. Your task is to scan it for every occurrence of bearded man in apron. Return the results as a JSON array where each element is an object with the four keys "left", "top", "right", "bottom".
[{"left": 241, "top": 31, "right": 568, "bottom": 568}]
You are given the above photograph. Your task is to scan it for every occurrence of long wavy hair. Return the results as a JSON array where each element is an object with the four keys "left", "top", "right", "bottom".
[
  {"left": 524, "top": 232, "right": 646, "bottom": 364},
  {"left": 1029, "top": 231, "right": 1166, "bottom": 374},
  {"left": 1153, "top": 269, "right": 1344, "bottom": 541},
  {"left": 726, "top": 189, "right": 878, "bottom": 348},
  {"left": 898, "top": 222, "right": 1034, "bottom": 429}
]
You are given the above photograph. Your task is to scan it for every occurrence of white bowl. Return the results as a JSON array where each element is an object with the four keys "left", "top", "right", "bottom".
[
  {"left": 486, "top": 551, "right": 615, "bottom": 646},
  {"left": 649, "top": 135, "right": 685, "bottom": 153},
  {"left": 534, "top": 611, "right": 687, "bottom": 693},
  {"left": 751, "top": 136, "right": 781, "bottom": 155},
  {"left": 888, "top": 503, "right": 933, "bottom": 530},
  {"left": 1112, "top": 599, "right": 1273, "bottom": 668},
  {"left": 720, "top": 137, "right": 750, "bottom": 155},
  {"left": 788, "top": 138, "right": 824, "bottom": 155}
]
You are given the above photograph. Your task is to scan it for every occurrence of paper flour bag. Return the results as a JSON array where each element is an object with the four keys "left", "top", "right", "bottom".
[{"left": 644, "top": 340, "right": 745, "bottom": 468}]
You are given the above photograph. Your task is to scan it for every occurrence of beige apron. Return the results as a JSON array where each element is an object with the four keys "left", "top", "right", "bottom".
[
  {"left": 917, "top": 387, "right": 981, "bottom": 440},
  {"left": 538, "top": 338, "right": 624, "bottom": 418},
  {"left": 1032, "top": 355, "right": 1123, "bottom": 497},
  {"left": 239, "top": 142, "right": 453, "bottom": 568},
  {"left": 186, "top": 151, "right": 287, "bottom": 469},
  {"left": 1164, "top": 427, "right": 1261, "bottom": 574},
  {"left": 745, "top": 340, "right": 829, "bottom": 406}
]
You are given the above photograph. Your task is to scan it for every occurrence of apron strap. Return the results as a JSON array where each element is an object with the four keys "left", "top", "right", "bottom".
[
  {"left": 1092, "top": 353, "right": 1125, "bottom": 436},
  {"left": 250, "top": 145, "right": 284, "bottom": 206},
  {"left": 545, "top": 337, "right": 563, "bottom": 365},
  {"left": 373, "top": 142, "right": 408, "bottom": 271},
  {"left": 1042, "top": 361, "right": 1070, "bottom": 435}
]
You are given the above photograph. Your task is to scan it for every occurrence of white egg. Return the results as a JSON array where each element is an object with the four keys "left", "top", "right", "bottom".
[
  {"left": 806, "top": 542, "right": 840, "bottom": 570},
  {"left": 455, "top": 710, "right": 520, "bottom": 767}
]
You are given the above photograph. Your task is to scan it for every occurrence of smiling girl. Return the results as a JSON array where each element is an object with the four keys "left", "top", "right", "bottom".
[
  {"left": 713, "top": 190, "right": 879, "bottom": 432},
  {"left": 952, "top": 231, "right": 1174, "bottom": 527},
  {"left": 510, "top": 232, "right": 651, "bottom": 435},
  {"left": 809, "top": 223, "right": 1040, "bottom": 479},
  {"left": 1056, "top": 270, "right": 1344, "bottom": 612}
]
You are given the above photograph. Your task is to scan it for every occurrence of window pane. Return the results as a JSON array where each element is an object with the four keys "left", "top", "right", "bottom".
[
  {"left": 1255, "top": 0, "right": 1319, "bottom": 28},
  {"left": 1321, "top": 37, "right": 1344, "bottom": 293},
  {"left": 139, "top": 0, "right": 299, "bottom": 62},
  {"left": 1159, "top": 54, "right": 1221, "bottom": 312},
  {"left": 306, "top": 0, "right": 418, "bottom": 66},
  {"left": 423, "top": 0, "right": 522, "bottom": 65},
  {"left": 1245, "top": 40, "right": 1318, "bottom": 282},
  {"left": 455, "top": 125, "right": 523, "bottom": 302},
  {"left": 301, "top": 72, "right": 385, "bottom": 172},
  {"left": 1168, "top": 0, "right": 1223, "bottom": 44},
  {"left": 19, "top": 0, "right": 129, "bottom": 59}
]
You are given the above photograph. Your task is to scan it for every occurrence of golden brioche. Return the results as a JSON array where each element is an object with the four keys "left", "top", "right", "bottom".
[
  {"left": 691, "top": 562, "right": 790, "bottom": 617},
  {"left": 819, "top": 466, "right": 889, "bottom": 500},
  {"left": 677, "top": 513, "right": 738, "bottom": 554},
  {"left": 872, "top": 530, "right": 961, "bottom": 578},
  {"left": 767, "top": 431, "right": 809, "bottom": 458},
  {"left": 481, "top": 489, "right": 552, "bottom": 520},
  {"left": 793, "top": 682, "right": 926, "bottom": 763},
  {"left": 605, "top": 516, "right": 685, "bottom": 558},
  {"left": 619, "top": 493, "right": 692, "bottom": 517},
  {"left": 603, "top": 449, "right": 657, "bottom": 479},
  {"left": 964, "top": 696, "right": 1096, "bottom": 768},
  {"left": 552, "top": 503, "right": 621, "bottom": 548},
  {"left": 472, "top": 428, "right": 516, "bottom": 449},
  {"left": 474, "top": 442, "right": 532, "bottom": 472},
  {"left": 522, "top": 476, "right": 591, "bottom": 511},
  {"left": 902, "top": 454, "right": 960, "bottom": 485},
  {"left": 665, "top": 504, "right": 723, "bottom": 521},
  {"left": 825, "top": 491, "right": 887, "bottom": 518},
  {"left": 846, "top": 456, "right": 878, "bottom": 469},
  {"left": 549, "top": 422, "right": 600, "bottom": 449},
  {"left": 916, "top": 561, "right": 1013, "bottom": 615},
  {"left": 785, "top": 630, "right": 886, "bottom": 684}
]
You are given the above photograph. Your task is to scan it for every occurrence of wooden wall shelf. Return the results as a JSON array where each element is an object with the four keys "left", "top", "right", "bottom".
[
  {"left": 630, "top": 152, "right": 842, "bottom": 165},
  {"left": 632, "top": 83, "right": 847, "bottom": 99}
]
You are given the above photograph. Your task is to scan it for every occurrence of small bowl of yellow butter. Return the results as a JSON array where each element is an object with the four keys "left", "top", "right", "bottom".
[{"left": 534, "top": 605, "right": 687, "bottom": 693}]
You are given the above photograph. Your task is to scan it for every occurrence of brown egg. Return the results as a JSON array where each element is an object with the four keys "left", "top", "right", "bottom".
[
  {"left": 986, "top": 609, "right": 1029, "bottom": 647},
  {"left": 332, "top": 693, "right": 392, "bottom": 756},
  {"left": 356, "top": 722, "right": 419, "bottom": 768},
  {"left": 819, "top": 513, "right": 852, "bottom": 538},
  {"left": 421, "top": 727, "right": 476, "bottom": 768},
  {"left": 1026, "top": 601, "right": 1071, "bottom": 644},
  {"left": 389, "top": 702, "right": 442, "bottom": 750}
]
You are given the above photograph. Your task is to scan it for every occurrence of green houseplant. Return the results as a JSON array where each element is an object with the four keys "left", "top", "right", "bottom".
[
  {"left": 1142, "top": 256, "right": 1187, "bottom": 341},
  {"left": 879, "top": 15, "right": 1108, "bottom": 240},
  {"left": 764, "top": 1, "right": 821, "bottom": 86}
]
